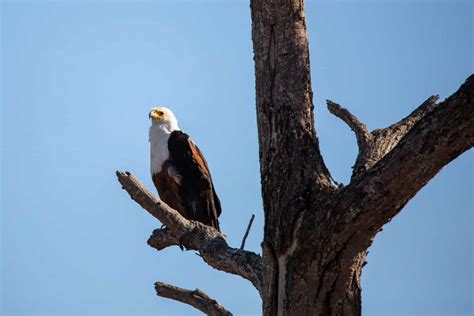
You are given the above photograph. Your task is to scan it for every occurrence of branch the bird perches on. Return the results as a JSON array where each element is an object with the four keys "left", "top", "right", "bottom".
[{"left": 116, "top": 171, "right": 263, "bottom": 314}]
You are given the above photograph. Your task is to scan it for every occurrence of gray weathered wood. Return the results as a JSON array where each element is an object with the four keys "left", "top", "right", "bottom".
[
  {"left": 155, "top": 282, "right": 233, "bottom": 316},
  {"left": 116, "top": 171, "right": 263, "bottom": 294},
  {"left": 249, "top": 0, "right": 473, "bottom": 315}
]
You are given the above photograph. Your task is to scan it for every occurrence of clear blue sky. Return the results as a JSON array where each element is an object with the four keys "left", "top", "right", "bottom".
[{"left": 1, "top": 0, "right": 472, "bottom": 315}]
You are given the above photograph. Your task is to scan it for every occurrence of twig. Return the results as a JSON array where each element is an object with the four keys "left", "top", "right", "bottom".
[
  {"left": 155, "top": 282, "right": 232, "bottom": 316},
  {"left": 240, "top": 214, "right": 255, "bottom": 250}
]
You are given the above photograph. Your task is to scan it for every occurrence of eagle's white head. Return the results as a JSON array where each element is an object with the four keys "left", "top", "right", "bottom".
[
  {"left": 149, "top": 107, "right": 180, "bottom": 132},
  {"left": 149, "top": 107, "right": 180, "bottom": 174}
]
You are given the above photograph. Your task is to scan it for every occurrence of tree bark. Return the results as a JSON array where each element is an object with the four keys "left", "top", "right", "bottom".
[
  {"left": 250, "top": 1, "right": 335, "bottom": 313},
  {"left": 250, "top": 0, "right": 473, "bottom": 315}
]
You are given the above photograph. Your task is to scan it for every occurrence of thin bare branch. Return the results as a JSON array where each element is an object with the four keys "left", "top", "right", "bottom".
[
  {"left": 155, "top": 282, "right": 232, "bottom": 316},
  {"left": 116, "top": 171, "right": 263, "bottom": 293},
  {"left": 366, "top": 95, "right": 441, "bottom": 169},
  {"left": 327, "top": 100, "right": 371, "bottom": 150},
  {"left": 387, "top": 94, "right": 439, "bottom": 132},
  {"left": 240, "top": 214, "right": 256, "bottom": 250}
]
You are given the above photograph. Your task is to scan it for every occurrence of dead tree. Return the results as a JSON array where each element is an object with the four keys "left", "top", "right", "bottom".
[{"left": 117, "top": 0, "right": 473, "bottom": 314}]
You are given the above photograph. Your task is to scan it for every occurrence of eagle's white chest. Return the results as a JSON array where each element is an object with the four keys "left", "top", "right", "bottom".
[{"left": 149, "top": 124, "right": 173, "bottom": 175}]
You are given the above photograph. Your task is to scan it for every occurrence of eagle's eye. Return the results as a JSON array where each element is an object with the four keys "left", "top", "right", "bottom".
[{"left": 156, "top": 110, "right": 164, "bottom": 116}]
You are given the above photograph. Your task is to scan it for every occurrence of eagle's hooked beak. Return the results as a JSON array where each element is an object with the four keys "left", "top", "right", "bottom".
[
  {"left": 149, "top": 110, "right": 158, "bottom": 120},
  {"left": 149, "top": 110, "right": 164, "bottom": 120}
]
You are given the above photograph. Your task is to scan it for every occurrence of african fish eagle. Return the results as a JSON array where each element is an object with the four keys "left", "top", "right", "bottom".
[{"left": 149, "top": 107, "right": 221, "bottom": 231}]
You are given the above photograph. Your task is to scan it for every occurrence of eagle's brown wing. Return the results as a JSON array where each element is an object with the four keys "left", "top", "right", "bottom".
[{"left": 167, "top": 130, "right": 221, "bottom": 231}]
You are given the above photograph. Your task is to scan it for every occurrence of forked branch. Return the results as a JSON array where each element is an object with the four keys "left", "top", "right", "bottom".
[
  {"left": 328, "top": 94, "right": 441, "bottom": 180},
  {"left": 116, "top": 171, "right": 263, "bottom": 293},
  {"left": 155, "top": 282, "right": 232, "bottom": 316},
  {"left": 339, "top": 75, "right": 473, "bottom": 232}
]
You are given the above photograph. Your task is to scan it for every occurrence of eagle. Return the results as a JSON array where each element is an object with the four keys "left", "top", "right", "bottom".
[{"left": 149, "top": 107, "right": 221, "bottom": 231}]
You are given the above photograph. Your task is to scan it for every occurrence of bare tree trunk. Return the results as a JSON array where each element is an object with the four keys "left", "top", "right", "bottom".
[
  {"left": 118, "top": 1, "right": 473, "bottom": 315},
  {"left": 250, "top": 0, "right": 473, "bottom": 315}
]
